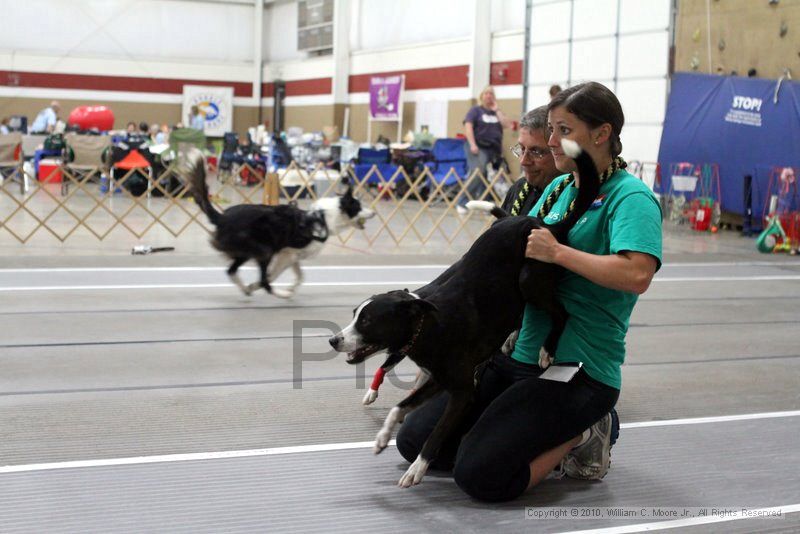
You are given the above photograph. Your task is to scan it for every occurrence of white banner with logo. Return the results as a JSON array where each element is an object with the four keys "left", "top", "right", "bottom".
[{"left": 182, "top": 85, "right": 234, "bottom": 137}]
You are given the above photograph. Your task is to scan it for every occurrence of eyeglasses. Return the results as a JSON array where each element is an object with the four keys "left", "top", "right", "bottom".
[{"left": 511, "top": 144, "right": 550, "bottom": 160}]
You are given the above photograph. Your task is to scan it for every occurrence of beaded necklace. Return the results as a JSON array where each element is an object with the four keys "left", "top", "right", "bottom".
[
  {"left": 510, "top": 181, "right": 531, "bottom": 216},
  {"left": 537, "top": 156, "right": 627, "bottom": 220}
]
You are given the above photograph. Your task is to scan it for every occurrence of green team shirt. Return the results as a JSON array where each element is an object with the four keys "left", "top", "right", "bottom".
[{"left": 511, "top": 169, "right": 663, "bottom": 389}]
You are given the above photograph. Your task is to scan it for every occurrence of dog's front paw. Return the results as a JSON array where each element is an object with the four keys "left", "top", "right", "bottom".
[
  {"left": 538, "top": 347, "right": 554, "bottom": 369},
  {"left": 398, "top": 456, "right": 429, "bottom": 488},
  {"left": 374, "top": 406, "right": 401, "bottom": 454},
  {"left": 373, "top": 428, "right": 392, "bottom": 454},
  {"left": 362, "top": 388, "right": 379, "bottom": 405},
  {"left": 244, "top": 282, "right": 260, "bottom": 296},
  {"left": 270, "top": 287, "right": 294, "bottom": 299}
]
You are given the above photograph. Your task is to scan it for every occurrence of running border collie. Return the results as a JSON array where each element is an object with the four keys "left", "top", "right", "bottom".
[
  {"left": 329, "top": 139, "right": 598, "bottom": 487},
  {"left": 184, "top": 149, "right": 375, "bottom": 298}
]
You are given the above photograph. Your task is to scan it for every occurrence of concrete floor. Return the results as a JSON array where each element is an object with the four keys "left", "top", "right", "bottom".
[{"left": 1, "top": 220, "right": 799, "bottom": 533}]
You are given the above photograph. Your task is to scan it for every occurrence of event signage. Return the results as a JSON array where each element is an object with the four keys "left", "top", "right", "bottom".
[
  {"left": 182, "top": 85, "right": 234, "bottom": 137},
  {"left": 726, "top": 95, "right": 763, "bottom": 127},
  {"left": 658, "top": 72, "right": 800, "bottom": 217},
  {"left": 369, "top": 76, "right": 404, "bottom": 120}
]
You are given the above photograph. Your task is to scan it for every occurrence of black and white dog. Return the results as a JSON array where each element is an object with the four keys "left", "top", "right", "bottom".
[
  {"left": 359, "top": 201, "right": 514, "bottom": 405},
  {"left": 184, "top": 149, "right": 375, "bottom": 298},
  {"left": 329, "top": 139, "right": 598, "bottom": 487}
]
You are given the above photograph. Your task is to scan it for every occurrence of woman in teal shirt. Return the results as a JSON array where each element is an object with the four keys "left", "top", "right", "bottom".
[{"left": 397, "top": 82, "right": 662, "bottom": 502}]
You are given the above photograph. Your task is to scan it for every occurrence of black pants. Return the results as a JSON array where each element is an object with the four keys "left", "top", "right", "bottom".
[{"left": 395, "top": 352, "right": 619, "bottom": 502}]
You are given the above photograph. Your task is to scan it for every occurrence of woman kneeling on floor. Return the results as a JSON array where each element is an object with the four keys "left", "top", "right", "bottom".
[{"left": 397, "top": 81, "right": 663, "bottom": 502}]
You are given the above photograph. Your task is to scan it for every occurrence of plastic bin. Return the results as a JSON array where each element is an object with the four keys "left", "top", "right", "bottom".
[{"left": 38, "top": 159, "right": 62, "bottom": 183}]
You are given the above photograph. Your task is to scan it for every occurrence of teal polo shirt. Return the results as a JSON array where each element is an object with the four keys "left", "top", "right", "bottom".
[{"left": 511, "top": 169, "right": 663, "bottom": 389}]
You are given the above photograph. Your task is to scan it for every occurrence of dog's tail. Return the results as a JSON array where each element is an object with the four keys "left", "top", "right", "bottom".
[
  {"left": 550, "top": 139, "right": 600, "bottom": 233},
  {"left": 466, "top": 200, "right": 509, "bottom": 219},
  {"left": 182, "top": 148, "right": 222, "bottom": 225}
]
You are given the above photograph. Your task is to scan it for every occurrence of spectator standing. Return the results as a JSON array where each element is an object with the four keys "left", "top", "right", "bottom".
[
  {"left": 188, "top": 106, "right": 205, "bottom": 131},
  {"left": 459, "top": 86, "right": 514, "bottom": 214}
]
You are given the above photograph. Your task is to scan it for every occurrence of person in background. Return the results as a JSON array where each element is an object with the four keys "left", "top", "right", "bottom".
[
  {"left": 125, "top": 121, "right": 137, "bottom": 135},
  {"left": 549, "top": 85, "right": 563, "bottom": 100},
  {"left": 502, "top": 105, "right": 560, "bottom": 216},
  {"left": 459, "top": 86, "right": 514, "bottom": 214},
  {"left": 30, "top": 101, "right": 60, "bottom": 134},
  {"left": 155, "top": 124, "right": 169, "bottom": 145},
  {"left": 188, "top": 106, "right": 205, "bottom": 131},
  {"left": 0, "top": 117, "right": 10, "bottom": 135}
]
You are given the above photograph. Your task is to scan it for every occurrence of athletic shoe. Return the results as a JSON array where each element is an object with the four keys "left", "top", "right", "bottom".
[
  {"left": 563, "top": 412, "right": 613, "bottom": 480},
  {"left": 610, "top": 407, "right": 619, "bottom": 446}
]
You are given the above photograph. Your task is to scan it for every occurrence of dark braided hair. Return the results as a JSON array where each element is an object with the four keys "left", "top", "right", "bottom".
[{"left": 548, "top": 82, "right": 625, "bottom": 157}]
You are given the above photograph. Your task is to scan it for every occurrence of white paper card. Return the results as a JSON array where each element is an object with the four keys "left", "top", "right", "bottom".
[{"left": 539, "top": 362, "right": 583, "bottom": 383}]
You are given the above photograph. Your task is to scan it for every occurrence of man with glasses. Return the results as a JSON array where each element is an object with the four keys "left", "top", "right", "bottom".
[{"left": 502, "top": 105, "right": 561, "bottom": 216}]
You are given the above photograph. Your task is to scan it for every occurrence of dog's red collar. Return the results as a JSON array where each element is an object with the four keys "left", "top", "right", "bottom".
[{"left": 400, "top": 316, "right": 425, "bottom": 356}]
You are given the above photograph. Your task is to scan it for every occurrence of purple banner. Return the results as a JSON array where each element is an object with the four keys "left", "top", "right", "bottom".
[{"left": 369, "top": 75, "right": 404, "bottom": 120}]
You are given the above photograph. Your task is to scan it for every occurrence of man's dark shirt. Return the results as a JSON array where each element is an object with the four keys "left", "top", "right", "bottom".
[{"left": 500, "top": 177, "right": 544, "bottom": 216}]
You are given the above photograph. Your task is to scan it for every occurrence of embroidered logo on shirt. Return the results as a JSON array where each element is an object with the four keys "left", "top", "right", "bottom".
[{"left": 589, "top": 194, "right": 606, "bottom": 210}]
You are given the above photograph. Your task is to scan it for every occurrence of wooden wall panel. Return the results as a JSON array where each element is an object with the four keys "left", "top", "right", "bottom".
[{"left": 675, "top": 0, "right": 800, "bottom": 78}]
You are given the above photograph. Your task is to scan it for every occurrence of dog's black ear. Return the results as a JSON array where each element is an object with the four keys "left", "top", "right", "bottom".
[
  {"left": 403, "top": 288, "right": 409, "bottom": 293},
  {"left": 339, "top": 176, "right": 353, "bottom": 196},
  {"left": 402, "top": 298, "right": 439, "bottom": 320}
]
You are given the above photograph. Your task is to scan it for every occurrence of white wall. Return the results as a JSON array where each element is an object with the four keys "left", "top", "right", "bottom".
[
  {"left": 526, "top": 0, "right": 672, "bottom": 163},
  {"left": 0, "top": 0, "right": 254, "bottom": 64},
  {"left": 0, "top": 0, "right": 676, "bottom": 149},
  {"left": 349, "top": 0, "right": 524, "bottom": 53},
  {"left": 263, "top": 1, "right": 306, "bottom": 63},
  {"left": 351, "top": 0, "right": 472, "bottom": 52},
  {"left": 491, "top": 0, "right": 525, "bottom": 32},
  {"left": 350, "top": 39, "right": 472, "bottom": 76},
  {"left": 1, "top": 0, "right": 529, "bottom": 85},
  {"left": 263, "top": 56, "right": 333, "bottom": 82}
]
